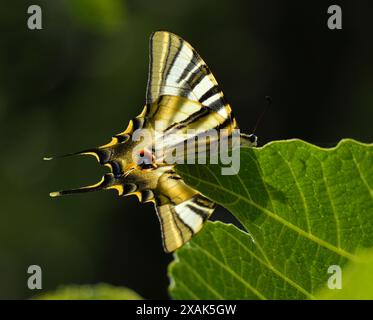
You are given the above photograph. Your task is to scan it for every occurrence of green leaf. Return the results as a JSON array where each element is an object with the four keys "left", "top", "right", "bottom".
[
  {"left": 36, "top": 283, "right": 142, "bottom": 300},
  {"left": 169, "top": 139, "right": 373, "bottom": 299},
  {"left": 316, "top": 248, "right": 373, "bottom": 299}
]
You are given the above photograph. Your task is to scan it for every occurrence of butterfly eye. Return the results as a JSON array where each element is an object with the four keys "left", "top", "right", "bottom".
[{"left": 137, "top": 149, "right": 154, "bottom": 169}]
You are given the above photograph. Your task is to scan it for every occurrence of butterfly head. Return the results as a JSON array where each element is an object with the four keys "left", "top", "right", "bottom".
[
  {"left": 248, "top": 134, "right": 258, "bottom": 145},
  {"left": 240, "top": 133, "right": 258, "bottom": 147}
]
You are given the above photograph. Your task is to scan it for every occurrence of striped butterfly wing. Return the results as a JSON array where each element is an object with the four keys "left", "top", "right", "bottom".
[
  {"left": 47, "top": 31, "right": 244, "bottom": 253},
  {"left": 147, "top": 31, "right": 232, "bottom": 119},
  {"left": 154, "top": 169, "right": 215, "bottom": 253},
  {"left": 145, "top": 31, "right": 238, "bottom": 251},
  {"left": 146, "top": 31, "right": 238, "bottom": 160}
]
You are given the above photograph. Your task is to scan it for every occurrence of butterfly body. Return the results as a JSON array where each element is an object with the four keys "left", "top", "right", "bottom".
[{"left": 47, "top": 31, "right": 257, "bottom": 252}]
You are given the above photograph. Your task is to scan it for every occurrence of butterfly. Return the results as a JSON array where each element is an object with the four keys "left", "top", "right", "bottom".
[{"left": 46, "top": 31, "right": 257, "bottom": 253}]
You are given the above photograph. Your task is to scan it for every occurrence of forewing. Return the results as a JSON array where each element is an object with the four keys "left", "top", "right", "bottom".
[{"left": 146, "top": 31, "right": 229, "bottom": 113}]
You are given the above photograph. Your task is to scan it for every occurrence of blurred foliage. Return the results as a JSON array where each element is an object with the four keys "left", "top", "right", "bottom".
[
  {"left": 0, "top": 0, "right": 372, "bottom": 300},
  {"left": 36, "top": 283, "right": 142, "bottom": 300},
  {"left": 66, "top": 0, "right": 126, "bottom": 34}
]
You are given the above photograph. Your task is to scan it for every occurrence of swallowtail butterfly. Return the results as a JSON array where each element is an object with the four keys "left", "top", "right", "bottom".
[{"left": 46, "top": 31, "right": 257, "bottom": 252}]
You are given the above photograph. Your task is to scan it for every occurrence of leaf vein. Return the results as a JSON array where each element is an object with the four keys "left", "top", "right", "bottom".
[
  {"left": 193, "top": 242, "right": 267, "bottom": 299},
  {"left": 181, "top": 171, "right": 359, "bottom": 262},
  {"left": 220, "top": 227, "right": 316, "bottom": 299}
]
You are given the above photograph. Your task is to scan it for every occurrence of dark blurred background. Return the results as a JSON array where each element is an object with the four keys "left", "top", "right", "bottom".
[{"left": 0, "top": 0, "right": 371, "bottom": 299}]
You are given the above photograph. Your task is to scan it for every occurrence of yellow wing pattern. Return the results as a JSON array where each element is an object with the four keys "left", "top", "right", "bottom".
[{"left": 47, "top": 31, "right": 256, "bottom": 252}]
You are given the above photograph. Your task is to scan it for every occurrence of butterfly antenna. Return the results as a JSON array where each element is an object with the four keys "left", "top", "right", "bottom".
[{"left": 252, "top": 96, "right": 272, "bottom": 135}]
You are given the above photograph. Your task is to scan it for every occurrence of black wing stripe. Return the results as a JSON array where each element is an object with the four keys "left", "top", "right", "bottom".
[
  {"left": 166, "top": 39, "right": 183, "bottom": 79},
  {"left": 208, "top": 97, "right": 228, "bottom": 110},
  {"left": 173, "top": 207, "right": 195, "bottom": 236},
  {"left": 177, "top": 50, "right": 196, "bottom": 83},
  {"left": 186, "top": 204, "right": 209, "bottom": 220},
  {"left": 198, "top": 85, "right": 222, "bottom": 103},
  {"left": 164, "top": 107, "right": 209, "bottom": 132},
  {"left": 170, "top": 207, "right": 186, "bottom": 242},
  {"left": 146, "top": 31, "right": 228, "bottom": 109}
]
